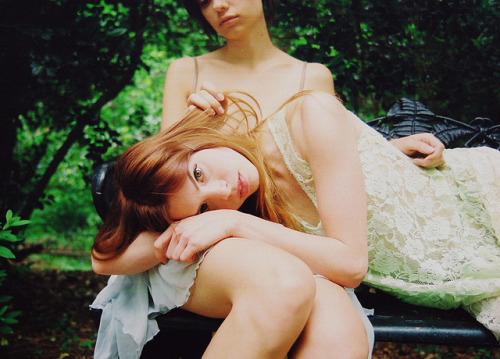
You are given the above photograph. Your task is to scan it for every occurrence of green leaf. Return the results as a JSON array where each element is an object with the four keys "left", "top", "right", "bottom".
[
  {"left": 108, "top": 28, "right": 127, "bottom": 37},
  {"left": 0, "top": 231, "right": 16, "bottom": 241},
  {"left": 2, "top": 317, "right": 19, "bottom": 325},
  {"left": 0, "top": 231, "right": 23, "bottom": 242},
  {"left": 0, "top": 326, "right": 14, "bottom": 335},
  {"left": 9, "top": 219, "right": 31, "bottom": 228},
  {"left": 0, "top": 296, "right": 12, "bottom": 303},
  {"left": 7, "top": 310, "right": 21, "bottom": 318},
  {"left": 0, "top": 247, "right": 15, "bottom": 259}
]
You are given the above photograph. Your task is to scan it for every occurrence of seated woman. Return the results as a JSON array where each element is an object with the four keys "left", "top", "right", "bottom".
[{"left": 91, "top": 91, "right": 500, "bottom": 358}]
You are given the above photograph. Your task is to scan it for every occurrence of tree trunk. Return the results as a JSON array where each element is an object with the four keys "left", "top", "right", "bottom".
[{"left": 19, "top": 0, "right": 149, "bottom": 219}]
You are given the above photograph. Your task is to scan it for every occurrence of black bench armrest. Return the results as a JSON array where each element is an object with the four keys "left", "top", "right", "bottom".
[
  {"left": 367, "top": 98, "right": 500, "bottom": 149},
  {"left": 91, "top": 162, "right": 117, "bottom": 221}
]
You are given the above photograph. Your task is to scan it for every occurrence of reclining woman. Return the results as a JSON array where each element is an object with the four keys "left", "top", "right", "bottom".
[{"left": 92, "top": 91, "right": 500, "bottom": 358}]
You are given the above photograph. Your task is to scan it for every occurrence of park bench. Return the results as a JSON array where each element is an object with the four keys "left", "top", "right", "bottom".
[{"left": 90, "top": 98, "right": 499, "bottom": 358}]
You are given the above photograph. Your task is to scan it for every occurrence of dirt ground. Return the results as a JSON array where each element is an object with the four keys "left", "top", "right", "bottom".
[{"left": 1, "top": 269, "right": 498, "bottom": 358}]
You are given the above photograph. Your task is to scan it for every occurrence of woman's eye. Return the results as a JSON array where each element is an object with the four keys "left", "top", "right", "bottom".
[
  {"left": 193, "top": 166, "right": 204, "bottom": 182},
  {"left": 199, "top": 0, "right": 210, "bottom": 8},
  {"left": 200, "top": 203, "right": 209, "bottom": 214}
]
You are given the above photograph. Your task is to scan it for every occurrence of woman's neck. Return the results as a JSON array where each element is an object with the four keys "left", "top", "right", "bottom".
[{"left": 218, "top": 26, "right": 281, "bottom": 66}]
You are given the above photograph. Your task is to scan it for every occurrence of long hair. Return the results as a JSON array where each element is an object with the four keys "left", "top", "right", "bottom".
[
  {"left": 182, "top": 0, "right": 277, "bottom": 38},
  {"left": 92, "top": 92, "right": 295, "bottom": 260}
]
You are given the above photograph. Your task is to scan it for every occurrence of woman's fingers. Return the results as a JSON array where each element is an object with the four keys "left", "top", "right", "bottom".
[
  {"left": 413, "top": 152, "right": 445, "bottom": 168},
  {"left": 200, "top": 82, "right": 224, "bottom": 101},
  {"left": 162, "top": 223, "right": 197, "bottom": 263},
  {"left": 187, "top": 82, "right": 225, "bottom": 115},
  {"left": 411, "top": 133, "right": 445, "bottom": 168},
  {"left": 154, "top": 225, "right": 176, "bottom": 264},
  {"left": 390, "top": 133, "right": 446, "bottom": 168}
]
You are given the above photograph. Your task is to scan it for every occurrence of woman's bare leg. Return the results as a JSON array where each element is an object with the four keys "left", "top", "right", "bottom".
[
  {"left": 289, "top": 277, "right": 370, "bottom": 359},
  {"left": 181, "top": 237, "right": 316, "bottom": 359}
]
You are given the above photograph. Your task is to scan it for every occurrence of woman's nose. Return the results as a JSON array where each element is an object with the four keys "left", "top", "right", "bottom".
[
  {"left": 212, "top": 0, "right": 228, "bottom": 12},
  {"left": 207, "top": 180, "right": 231, "bottom": 201}
]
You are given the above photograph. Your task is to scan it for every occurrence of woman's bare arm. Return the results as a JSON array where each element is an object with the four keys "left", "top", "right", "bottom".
[
  {"left": 91, "top": 231, "right": 160, "bottom": 275},
  {"left": 161, "top": 57, "right": 196, "bottom": 131}
]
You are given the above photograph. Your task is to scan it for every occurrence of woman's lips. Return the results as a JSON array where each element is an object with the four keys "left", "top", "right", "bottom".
[
  {"left": 239, "top": 172, "right": 249, "bottom": 199},
  {"left": 219, "top": 15, "right": 237, "bottom": 27}
]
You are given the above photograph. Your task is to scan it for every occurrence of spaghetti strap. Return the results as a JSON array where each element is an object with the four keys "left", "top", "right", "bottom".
[
  {"left": 192, "top": 57, "right": 199, "bottom": 93},
  {"left": 299, "top": 62, "right": 308, "bottom": 91}
]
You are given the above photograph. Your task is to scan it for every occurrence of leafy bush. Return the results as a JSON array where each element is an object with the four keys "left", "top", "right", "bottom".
[
  {"left": 0, "top": 210, "right": 30, "bottom": 345},
  {"left": 272, "top": 0, "right": 499, "bottom": 121}
]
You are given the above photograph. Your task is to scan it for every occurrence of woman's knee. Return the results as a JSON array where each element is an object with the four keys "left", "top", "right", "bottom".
[
  {"left": 187, "top": 238, "right": 317, "bottom": 356},
  {"left": 183, "top": 238, "right": 316, "bottom": 322},
  {"left": 233, "top": 242, "right": 317, "bottom": 327}
]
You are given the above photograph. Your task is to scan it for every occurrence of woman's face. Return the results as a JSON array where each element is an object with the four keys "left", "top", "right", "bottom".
[
  {"left": 199, "top": 0, "right": 264, "bottom": 36},
  {"left": 167, "top": 147, "right": 260, "bottom": 220}
]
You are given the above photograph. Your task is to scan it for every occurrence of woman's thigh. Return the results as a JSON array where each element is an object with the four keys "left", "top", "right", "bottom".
[{"left": 181, "top": 237, "right": 316, "bottom": 318}]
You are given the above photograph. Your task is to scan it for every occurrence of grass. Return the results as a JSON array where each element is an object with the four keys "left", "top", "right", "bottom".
[
  {"left": 23, "top": 197, "right": 98, "bottom": 271},
  {"left": 28, "top": 253, "right": 92, "bottom": 271}
]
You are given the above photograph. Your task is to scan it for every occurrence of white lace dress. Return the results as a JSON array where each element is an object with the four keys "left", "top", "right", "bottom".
[{"left": 267, "top": 109, "right": 500, "bottom": 340}]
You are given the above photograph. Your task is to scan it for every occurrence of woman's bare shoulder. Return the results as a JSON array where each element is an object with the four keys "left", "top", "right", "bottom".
[
  {"left": 304, "top": 62, "right": 334, "bottom": 92},
  {"left": 285, "top": 93, "right": 357, "bottom": 161},
  {"left": 286, "top": 93, "right": 347, "bottom": 139},
  {"left": 307, "top": 62, "right": 333, "bottom": 79},
  {"left": 290, "top": 91, "right": 343, "bottom": 117},
  {"left": 164, "top": 57, "right": 197, "bottom": 96},
  {"left": 167, "top": 56, "right": 196, "bottom": 75}
]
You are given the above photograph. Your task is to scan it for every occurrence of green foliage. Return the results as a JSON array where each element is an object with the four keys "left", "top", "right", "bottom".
[
  {"left": 0, "top": 211, "right": 30, "bottom": 260},
  {"left": 271, "top": 0, "right": 499, "bottom": 121},
  {"left": 0, "top": 211, "right": 30, "bottom": 344},
  {"left": 1, "top": 0, "right": 154, "bottom": 219},
  {"left": 1, "top": 0, "right": 208, "bottom": 225},
  {"left": 24, "top": 146, "right": 101, "bottom": 250},
  {"left": 21, "top": 1, "right": 193, "bottom": 266}
]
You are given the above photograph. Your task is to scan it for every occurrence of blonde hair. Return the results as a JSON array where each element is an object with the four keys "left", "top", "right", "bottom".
[{"left": 92, "top": 92, "right": 297, "bottom": 259}]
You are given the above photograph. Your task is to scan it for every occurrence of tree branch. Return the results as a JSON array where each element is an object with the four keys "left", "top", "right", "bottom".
[{"left": 20, "top": 1, "right": 149, "bottom": 219}]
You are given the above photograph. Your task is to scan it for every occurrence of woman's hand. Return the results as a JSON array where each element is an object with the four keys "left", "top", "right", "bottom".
[
  {"left": 154, "top": 210, "right": 238, "bottom": 264},
  {"left": 187, "top": 82, "right": 226, "bottom": 116},
  {"left": 390, "top": 133, "right": 445, "bottom": 168}
]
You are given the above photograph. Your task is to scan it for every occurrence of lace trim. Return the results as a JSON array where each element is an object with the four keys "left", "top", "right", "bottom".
[
  {"left": 267, "top": 109, "right": 317, "bottom": 206},
  {"left": 267, "top": 109, "right": 325, "bottom": 235}
]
